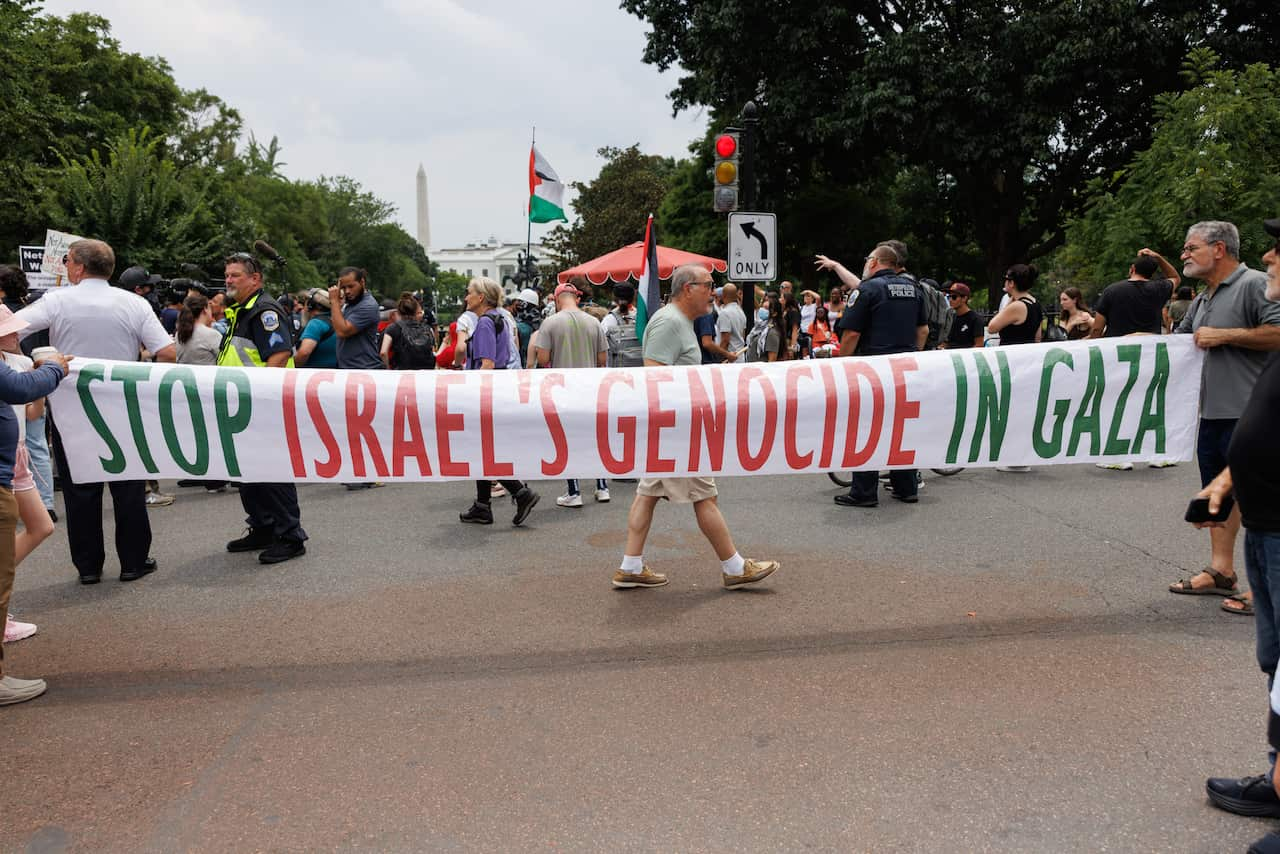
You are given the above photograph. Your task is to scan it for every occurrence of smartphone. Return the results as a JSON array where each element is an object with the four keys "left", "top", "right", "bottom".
[{"left": 1186, "top": 495, "right": 1235, "bottom": 524}]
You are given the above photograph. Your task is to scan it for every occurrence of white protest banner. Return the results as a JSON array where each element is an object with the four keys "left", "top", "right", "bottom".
[
  {"left": 40, "top": 229, "right": 85, "bottom": 278},
  {"left": 47, "top": 337, "right": 1203, "bottom": 484}
]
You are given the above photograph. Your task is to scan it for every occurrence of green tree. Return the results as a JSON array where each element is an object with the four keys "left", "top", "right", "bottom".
[
  {"left": 623, "top": 0, "right": 1280, "bottom": 304},
  {"left": 434, "top": 270, "right": 471, "bottom": 320},
  {"left": 657, "top": 141, "right": 723, "bottom": 259},
  {"left": 346, "top": 222, "right": 431, "bottom": 300},
  {"left": 544, "top": 145, "right": 676, "bottom": 268},
  {"left": 49, "top": 127, "right": 218, "bottom": 272},
  {"left": 0, "top": 4, "right": 188, "bottom": 255},
  {"left": 1059, "top": 52, "right": 1280, "bottom": 292}
]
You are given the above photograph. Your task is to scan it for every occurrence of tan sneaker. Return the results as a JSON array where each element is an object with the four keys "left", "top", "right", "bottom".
[
  {"left": 612, "top": 566, "right": 669, "bottom": 589},
  {"left": 723, "top": 559, "right": 779, "bottom": 589}
]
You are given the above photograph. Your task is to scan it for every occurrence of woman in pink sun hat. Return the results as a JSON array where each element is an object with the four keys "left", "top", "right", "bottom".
[{"left": 0, "top": 304, "right": 55, "bottom": 646}]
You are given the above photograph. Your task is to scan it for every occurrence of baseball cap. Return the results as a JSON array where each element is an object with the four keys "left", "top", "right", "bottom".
[
  {"left": 118, "top": 265, "right": 162, "bottom": 289},
  {"left": 553, "top": 283, "right": 581, "bottom": 299},
  {"left": 518, "top": 288, "right": 540, "bottom": 304},
  {"left": 947, "top": 283, "right": 971, "bottom": 298},
  {"left": 1264, "top": 218, "right": 1280, "bottom": 239}
]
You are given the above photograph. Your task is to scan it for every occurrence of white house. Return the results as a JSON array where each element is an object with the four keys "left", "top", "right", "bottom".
[{"left": 431, "top": 237, "right": 548, "bottom": 295}]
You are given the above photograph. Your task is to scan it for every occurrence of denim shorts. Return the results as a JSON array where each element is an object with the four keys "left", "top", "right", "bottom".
[{"left": 1197, "top": 418, "right": 1237, "bottom": 487}]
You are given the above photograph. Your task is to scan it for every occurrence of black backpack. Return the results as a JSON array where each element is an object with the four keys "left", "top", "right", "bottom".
[{"left": 393, "top": 319, "right": 436, "bottom": 369}]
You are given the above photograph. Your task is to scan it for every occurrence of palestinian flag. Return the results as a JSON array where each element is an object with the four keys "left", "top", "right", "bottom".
[
  {"left": 528, "top": 146, "right": 568, "bottom": 223},
  {"left": 635, "top": 213, "right": 661, "bottom": 341}
]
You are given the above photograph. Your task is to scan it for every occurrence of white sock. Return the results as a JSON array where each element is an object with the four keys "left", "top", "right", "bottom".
[
  {"left": 620, "top": 554, "right": 644, "bottom": 574},
  {"left": 721, "top": 552, "right": 745, "bottom": 576}
]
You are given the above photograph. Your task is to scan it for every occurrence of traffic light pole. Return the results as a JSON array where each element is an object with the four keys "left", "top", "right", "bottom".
[{"left": 740, "top": 101, "right": 758, "bottom": 324}]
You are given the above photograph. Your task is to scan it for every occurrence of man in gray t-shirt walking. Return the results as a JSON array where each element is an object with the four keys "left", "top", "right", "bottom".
[
  {"left": 1168, "top": 221, "right": 1280, "bottom": 608},
  {"left": 611, "top": 265, "right": 779, "bottom": 591}
]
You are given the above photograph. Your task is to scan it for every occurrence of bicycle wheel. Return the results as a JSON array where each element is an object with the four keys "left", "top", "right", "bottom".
[
  {"left": 930, "top": 467, "right": 965, "bottom": 476},
  {"left": 827, "top": 471, "right": 853, "bottom": 487}
]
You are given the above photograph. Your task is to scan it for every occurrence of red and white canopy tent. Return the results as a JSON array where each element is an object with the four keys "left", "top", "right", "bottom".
[{"left": 556, "top": 242, "right": 727, "bottom": 285}]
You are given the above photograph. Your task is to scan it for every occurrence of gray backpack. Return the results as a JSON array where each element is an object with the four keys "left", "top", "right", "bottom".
[
  {"left": 607, "top": 307, "right": 644, "bottom": 367},
  {"left": 917, "top": 278, "right": 953, "bottom": 351}
]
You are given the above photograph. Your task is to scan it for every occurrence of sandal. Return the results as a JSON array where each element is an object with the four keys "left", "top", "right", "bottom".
[
  {"left": 1222, "top": 593, "right": 1255, "bottom": 617},
  {"left": 1169, "top": 568, "right": 1238, "bottom": 596}
]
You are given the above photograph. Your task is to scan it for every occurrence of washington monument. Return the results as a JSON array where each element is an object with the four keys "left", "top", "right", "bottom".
[{"left": 415, "top": 163, "right": 431, "bottom": 252}]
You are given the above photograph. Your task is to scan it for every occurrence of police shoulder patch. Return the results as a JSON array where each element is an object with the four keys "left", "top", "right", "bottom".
[
  {"left": 260, "top": 310, "right": 281, "bottom": 331},
  {"left": 847, "top": 290, "right": 860, "bottom": 306}
]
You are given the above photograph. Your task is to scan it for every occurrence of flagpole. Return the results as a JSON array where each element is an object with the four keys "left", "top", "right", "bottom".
[{"left": 526, "top": 126, "right": 535, "bottom": 287}]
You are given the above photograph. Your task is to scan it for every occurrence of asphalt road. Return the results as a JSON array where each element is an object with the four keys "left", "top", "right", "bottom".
[{"left": 1, "top": 463, "right": 1272, "bottom": 852}]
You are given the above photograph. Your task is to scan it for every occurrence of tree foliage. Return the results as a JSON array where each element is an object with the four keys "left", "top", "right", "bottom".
[
  {"left": 623, "top": 0, "right": 1280, "bottom": 303},
  {"left": 51, "top": 128, "right": 218, "bottom": 272},
  {"left": 1, "top": 3, "right": 434, "bottom": 303},
  {"left": 1059, "top": 52, "right": 1280, "bottom": 292},
  {"left": 544, "top": 145, "right": 676, "bottom": 267}
]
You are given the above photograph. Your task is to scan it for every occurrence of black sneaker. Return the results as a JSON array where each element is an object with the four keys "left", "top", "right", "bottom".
[
  {"left": 1206, "top": 774, "right": 1280, "bottom": 818},
  {"left": 259, "top": 539, "right": 306, "bottom": 565},
  {"left": 460, "top": 503, "right": 494, "bottom": 525},
  {"left": 1249, "top": 831, "right": 1280, "bottom": 854},
  {"left": 226, "top": 528, "right": 275, "bottom": 553},
  {"left": 512, "top": 488, "right": 540, "bottom": 526},
  {"left": 834, "top": 494, "right": 877, "bottom": 508}
]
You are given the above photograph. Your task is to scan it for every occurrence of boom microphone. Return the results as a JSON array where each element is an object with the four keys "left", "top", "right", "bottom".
[{"left": 253, "top": 239, "right": 287, "bottom": 266}]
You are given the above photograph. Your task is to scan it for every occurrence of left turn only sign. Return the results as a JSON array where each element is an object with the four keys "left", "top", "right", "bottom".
[{"left": 728, "top": 212, "right": 777, "bottom": 282}]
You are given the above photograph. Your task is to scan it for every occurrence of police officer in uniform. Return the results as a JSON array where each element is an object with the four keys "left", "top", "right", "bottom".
[
  {"left": 833, "top": 242, "right": 928, "bottom": 508},
  {"left": 218, "top": 252, "right": 308, "bottom": 564}
]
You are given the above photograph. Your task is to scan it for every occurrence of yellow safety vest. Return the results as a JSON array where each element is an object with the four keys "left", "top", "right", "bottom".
[{"left": 217, "top": 290, "right": 296, "bottom": 368}]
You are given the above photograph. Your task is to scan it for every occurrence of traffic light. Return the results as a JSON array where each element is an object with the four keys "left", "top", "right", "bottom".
[{"left": 712, "top": 129, "right": 740, "bottom": 213}]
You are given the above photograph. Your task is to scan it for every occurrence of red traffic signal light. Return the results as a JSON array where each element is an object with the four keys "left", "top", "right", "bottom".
[{"left": 712, "top": 129, "right": 741, "bottom": 213}]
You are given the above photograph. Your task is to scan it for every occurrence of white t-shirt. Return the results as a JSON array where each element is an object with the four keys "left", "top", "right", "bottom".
[
  {"left": 984, "top": 293, "right": 1011, "bottom": 346},
  {"left": 2, "top": 352, "right": 33, "bottom": 439},
  {"left": 800, "top": 302, "right": 817, "bottom": 334},
  {"left": 16, "top": 278, "right": 171, "bottom": 359}
]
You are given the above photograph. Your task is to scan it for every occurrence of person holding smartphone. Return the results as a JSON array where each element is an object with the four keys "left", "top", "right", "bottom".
[{"left": 1195, "top": 220, "right": 1280, "bottom": 847}]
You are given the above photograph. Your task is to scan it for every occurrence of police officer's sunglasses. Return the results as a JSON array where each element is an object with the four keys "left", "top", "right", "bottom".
[{"left": 226, "top": 252, "right": 262, "bottom": 274}]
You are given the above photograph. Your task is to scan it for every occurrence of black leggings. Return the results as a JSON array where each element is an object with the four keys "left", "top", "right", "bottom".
[{"left": 476, "top": 480, "right": 525, "bottom": 505}]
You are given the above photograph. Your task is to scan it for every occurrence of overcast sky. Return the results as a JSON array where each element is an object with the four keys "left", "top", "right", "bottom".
[{"left": 40, "top": 0, "right": 706, "bottom": 252}]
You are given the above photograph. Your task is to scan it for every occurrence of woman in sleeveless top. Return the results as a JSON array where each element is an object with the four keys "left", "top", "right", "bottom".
[
  {"left": 987, "top": 263, "right": 1043, "bottom": 346},
  {"left": 986, "top": 264, "right": 1043, "bottom": 473},
  {"left": 1057, "top": 287, "right": 1093, "bottom": 340}
]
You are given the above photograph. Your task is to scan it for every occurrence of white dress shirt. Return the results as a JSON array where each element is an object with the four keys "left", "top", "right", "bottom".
[{"left": 16, "top": 278, "right": 172, "bottom": 360}]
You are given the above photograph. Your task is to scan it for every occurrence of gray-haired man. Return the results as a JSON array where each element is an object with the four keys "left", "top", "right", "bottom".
[
  {"left": 612, "top": 264, "right": 779, "bottom": 591},
  {"left": 1168, "top": 221, "right": 1280, "bottom": 609}
]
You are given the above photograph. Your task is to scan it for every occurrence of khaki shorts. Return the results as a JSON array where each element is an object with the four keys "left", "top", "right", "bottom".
[{"left": 636, "top": 476, "right": 718, "bottom": 504}]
